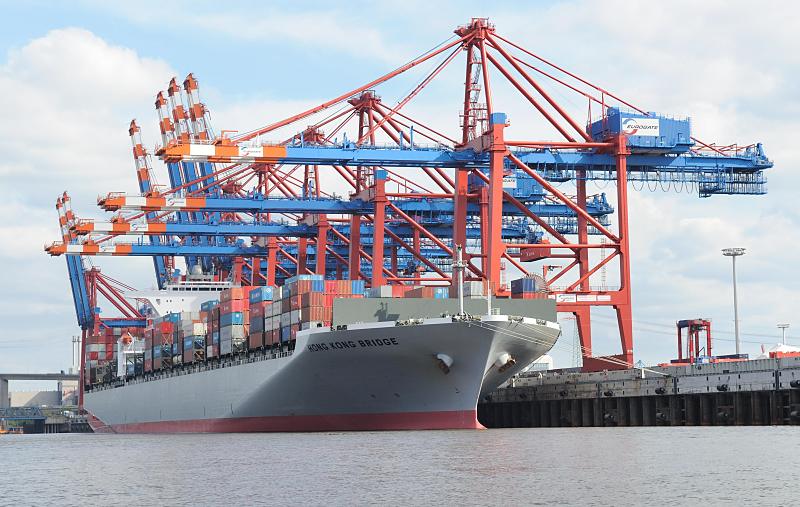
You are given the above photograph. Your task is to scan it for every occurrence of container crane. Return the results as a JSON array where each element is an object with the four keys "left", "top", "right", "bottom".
[{"left": 46, "top": 18, "right": 771, "bottom": 372}]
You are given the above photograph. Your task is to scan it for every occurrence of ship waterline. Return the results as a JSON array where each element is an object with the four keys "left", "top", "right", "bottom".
[{"left": 85, "top": 315, "right": 560, "bottom": 432}]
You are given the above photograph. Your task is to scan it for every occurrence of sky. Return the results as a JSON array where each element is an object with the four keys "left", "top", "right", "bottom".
[{"left": 0, "top": 0, "right": 798, "bottom": 389}]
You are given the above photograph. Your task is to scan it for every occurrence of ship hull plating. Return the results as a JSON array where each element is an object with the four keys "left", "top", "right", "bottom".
[{"left": 85, "top": 316, "right": 559, "bottom": 433}]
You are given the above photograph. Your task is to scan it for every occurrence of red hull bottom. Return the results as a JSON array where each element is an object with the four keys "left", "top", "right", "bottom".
[{"left": 87, "top": 409, "right": 484, "bottom": 433}]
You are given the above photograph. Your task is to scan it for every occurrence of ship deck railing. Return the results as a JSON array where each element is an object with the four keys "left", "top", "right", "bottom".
[{"left": 88, "top": 347, "right": 295, "bottom": 392}]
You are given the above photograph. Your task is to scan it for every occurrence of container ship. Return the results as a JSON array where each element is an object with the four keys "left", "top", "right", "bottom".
[{"left": 83, "top": 275, "right": 560, "bottom": 433}]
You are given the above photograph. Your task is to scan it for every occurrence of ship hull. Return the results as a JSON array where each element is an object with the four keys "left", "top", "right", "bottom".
[{"left": 85, "top": 315, "right": 559, "bottom": 433}]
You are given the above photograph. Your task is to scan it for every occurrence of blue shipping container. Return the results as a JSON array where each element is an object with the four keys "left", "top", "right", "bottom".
[
  {"left": 220, "top": 312, "right": 245, "bottom": 326},
  {"left": 200, "top": 300, "right": 219, "bottom": 312},
  {"left": 433, "top": 287, "right": 449, "bottom": 299},
  {"left": 248, "top": 286, "right": 275, "bottom": 304},
  {"left": 351, "top": 280, "right": 366, "bottom": 294},
  {"left": 285, "top": 274, "right": 324, "bottom": 286},
  {"left": 250, "top": 317, "right": 264, "bottom": 332}
]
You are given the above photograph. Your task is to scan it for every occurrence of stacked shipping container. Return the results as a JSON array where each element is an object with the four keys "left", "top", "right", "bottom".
[
  {"left": 85, "top": 327, "right": 143, "bottom": 385},
  {"left": 219, "top": 286, "right": 253, "bottom": 355}
]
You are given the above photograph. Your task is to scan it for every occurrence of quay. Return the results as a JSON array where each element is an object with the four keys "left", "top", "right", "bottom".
[{"left": 478, "top": 357, "right": 800, "bottom": 427}]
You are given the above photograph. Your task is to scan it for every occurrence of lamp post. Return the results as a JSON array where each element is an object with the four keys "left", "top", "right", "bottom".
[
  {"left": 722, "top": 248, "right": 746, "bottom": 355},
  {"left": 777, "top": 323, "right": 790, "bottom": 345}
]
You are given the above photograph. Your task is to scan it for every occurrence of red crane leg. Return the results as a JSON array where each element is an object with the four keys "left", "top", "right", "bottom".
[
  {"left": 615, "top": 134, "right": 634, "bottom": 365},
  {"left": 453, "top": 168, "right": 469, "bottom": 256},
  {"left": 315, "top": 217, "right": 329, "bottom": 275},
  {"left": 266, "top": 238, "right": 277, "bottom": 286},
  {"left": 479, "top": 187, "right": 489, "bottom": 276},
  {"left": 349, "top": 215, "right": 361, "bottom": 280},
  {"left": 486, "top": 119, "right": 506, "bottom": 293},
  {"left": 297, "top": 238, "right": 307, "bottom": 276},
  {"left": 232, "top": 257, "right": 244, "bottom": 285},
  {"left": 707, "top": 321, "right": 713, "bottom": 357},
  {"left": 575, "top": 307, "right": 593, "bottom": 360},
  {"left": 371, "top": 176, "right": 386, "bottom": 287}
]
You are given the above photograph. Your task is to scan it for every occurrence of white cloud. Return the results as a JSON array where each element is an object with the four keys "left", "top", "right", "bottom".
[{"left": 0, "top": 28, "right": 176, "bottom": 371}]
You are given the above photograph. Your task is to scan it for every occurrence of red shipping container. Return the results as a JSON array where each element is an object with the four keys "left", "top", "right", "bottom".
[
  {"left": 158, "top": 321, "right": 174, "bottom": 334},
  {"left": 392, "top": 285, "right": 413, "bottom": 297},
  {"left": 105, "top": 350, "right": 114, "bottom": 361},
  {"left": 289, "top": 295, "right": 304, "bottom": 310},
  {"left": 292, "top": 280, "right": 323, "bottom": 295},
  {"left": 250, "top": 301, "right": 269, "bottom": 318},
  {"left": 248, "top": 331, "right": 264, "bottom": 350},
  {"left": 88, "top": 352, "right": 99, "bottom": 360},
  {"left": 144, "top": 359, "right": 152, "bottom": 373},
  {"left": 220, "top": 299, "right": 248, "bottom": 314}
]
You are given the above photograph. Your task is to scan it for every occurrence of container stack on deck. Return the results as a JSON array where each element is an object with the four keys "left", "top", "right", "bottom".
[
  {"left": 180, "top": 311, "right": 206, "bottom": 364},
  {"left": 248, "top": 285, "right": 277, "bottom": 350},
  {"left": 220, "top": 287, "right": 252, "bottom": 355},
  {"left": 85, "top": 327, "right": 143, "bottom": 386},
  {"left": 93, "top": 275, "right": 555, "bottom": 387},
  {"left": 510, "top": 277, "right": 548, "bottom": 299},
  {"left": 202, "top": 300, "right": 220, "bottom": 360}
]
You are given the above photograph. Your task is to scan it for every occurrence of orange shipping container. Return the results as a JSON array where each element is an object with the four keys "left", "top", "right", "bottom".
[
  {"left": 301, "top": 292, "right": 325, "bottom": 308},
  {"left": 220, "top": 286, "right": 255, "bottom": 302},
  {"left": 300, "top": 306, "right": 332, "bottom": 323}
]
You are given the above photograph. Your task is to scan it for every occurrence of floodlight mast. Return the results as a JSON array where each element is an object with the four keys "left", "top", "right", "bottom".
[{"left": 722, "top": 247, "right": 746, "bottom": 354}]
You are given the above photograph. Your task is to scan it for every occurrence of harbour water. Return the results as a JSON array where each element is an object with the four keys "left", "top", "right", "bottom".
[{"left": 2, "top": 427, "right": 797, "bottom": 506}]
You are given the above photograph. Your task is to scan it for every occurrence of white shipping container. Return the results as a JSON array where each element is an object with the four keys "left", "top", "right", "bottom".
[
  {"left": 280, "top": 312, "right": 292, "bottom": 328},
  {"left": 180, "top": 311, "right": 200, "bottom": 322},
  {"left": 220, "top": 325, "right": 245, "bottom": 341},
  {"left": 366, "top": 286, "right": 393, "bottom": 298},
  {"left": 181, "top": 322, "right": 206, "bottom": 336},
  {"left": 290, "top": 309, "right": 301, "bottom": 325},
  {"left": 220, "top": 339, "right": 232, "bottom": 355}
]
